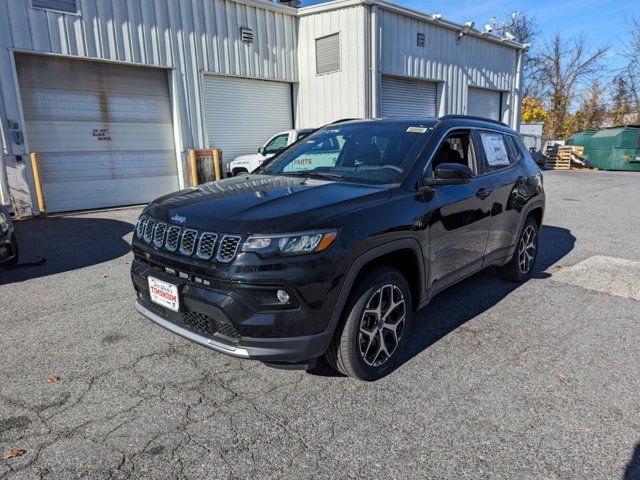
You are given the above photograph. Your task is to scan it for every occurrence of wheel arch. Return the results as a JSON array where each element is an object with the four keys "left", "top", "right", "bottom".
[{"left": 329, "top": 239, "right": 426, "bottom": 331}]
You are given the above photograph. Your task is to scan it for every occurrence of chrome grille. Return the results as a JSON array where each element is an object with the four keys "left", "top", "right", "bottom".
[
  {"left": 138, "top": 216, "right": 242, "bottom": 263},
  {"left": 217, "top": 235, "right": 242, "bottom": 263},
  {"left": 153, "top": 223, "right": 167, "bottom": 248},
  {"left": 143, "top": 219, "right": 156, "bottom": 243},
  {"left": 135, "top": 215, "right": 147, "bottom": 239},
  {"left": 196, "top": 233, "right": 218, "bottom": 260},
  {"left": 179, "top": 229, "right": 198, "bottom": 256},
  {"left": 165, "top": 226, "right": 181, "bottom": 252}
]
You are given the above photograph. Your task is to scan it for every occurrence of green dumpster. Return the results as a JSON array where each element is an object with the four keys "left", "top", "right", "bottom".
[{"left": 568, "top": 126, "right": 640, "bottom": 171}]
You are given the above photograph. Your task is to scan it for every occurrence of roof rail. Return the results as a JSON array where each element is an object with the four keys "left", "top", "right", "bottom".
[
  {"left": 439, "top": 115, "right": 509, "bottom": 127},
  {"left": 329, "top": 118, "right": 362, "bottom": 124}
]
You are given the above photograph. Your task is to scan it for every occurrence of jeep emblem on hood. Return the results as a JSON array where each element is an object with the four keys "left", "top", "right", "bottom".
[{"left": 171, "top": 214, "right": 187, "bottom": 224}]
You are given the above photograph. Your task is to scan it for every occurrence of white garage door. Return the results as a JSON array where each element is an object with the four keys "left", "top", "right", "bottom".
[
  {"left": 467, "top": 87, "right": 502, "bottom": 121},
  {"left": 381, "top": 76, "right": 437, "bottom": 117},
  {"left": 17, "top": 55, "right": 178, "bottom": 213},
  {"left": 202, "top": 75, "right": 293, "bottom": 163}
]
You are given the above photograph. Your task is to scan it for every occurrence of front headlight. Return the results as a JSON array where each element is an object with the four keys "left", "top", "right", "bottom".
[{"left": 242, "top": 229, "right": 338, "bottom": 257}]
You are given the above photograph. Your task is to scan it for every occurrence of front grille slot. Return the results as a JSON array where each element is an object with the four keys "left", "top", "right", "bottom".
[
  {"left": 217, "top": 235, "right": 242, "bottom": 263},
  {"left": 197, "top": 232, "right": 218, "bottom": 260},
  {"left": 179, "top": 229, "right": 198, "bottom": 256},
  {"left": 143, "top": 219, "right": 156, "bottom": 243},
  {"left": 165, "top": 226, "right": 181, "bottom": 252},
  {"left": 135, "top": 215, "right": 147, "bottom": 239},
  {"left": 153, "top": 223, "right": 167, "bottom": 248}
]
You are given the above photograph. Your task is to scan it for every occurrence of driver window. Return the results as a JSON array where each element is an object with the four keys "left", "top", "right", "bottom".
[
  {"left": 430, "top": 131, "right": 476, "bottom": 175},
  {"left": 264, "top": 134, "right": 289, "bottom": 154}
]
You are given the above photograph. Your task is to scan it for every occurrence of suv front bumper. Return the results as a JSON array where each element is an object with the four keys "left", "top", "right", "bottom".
[{"left": 131, "top": 257, "right": 335, "bottom": 367}]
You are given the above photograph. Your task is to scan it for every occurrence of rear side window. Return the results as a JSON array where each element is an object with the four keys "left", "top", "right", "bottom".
[
  {"left": 478, "top": 131, "right": 511, "bottom": 172},
  {"left": 509, "top": 135, "right": 535, "bottom": 164}
]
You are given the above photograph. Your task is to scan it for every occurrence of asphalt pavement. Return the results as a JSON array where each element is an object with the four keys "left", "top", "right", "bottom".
[{"left": 1, "top": 170, "right": 639, "bottom": 479}]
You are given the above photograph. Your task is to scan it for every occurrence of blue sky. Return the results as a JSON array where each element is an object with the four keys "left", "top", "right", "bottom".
[{"left": 301, "top": 0, "right": 635, "bottom": 72}]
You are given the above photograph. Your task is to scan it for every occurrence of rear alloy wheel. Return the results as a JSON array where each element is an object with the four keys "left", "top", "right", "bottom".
[
  {"left": 497, "top": 216, "right": 539, "bottom": 282},
  {"left": 326, "top": 266, "right": 412, "bottom": 380}
]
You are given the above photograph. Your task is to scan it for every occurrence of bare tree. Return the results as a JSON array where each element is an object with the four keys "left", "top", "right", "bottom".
[
  {"left": 536, "top": 34, "right": 608, "bottom": 138},
  {"left": 578, "top": 80, "right": 607, "bottom": 130},
  {"left": 507, "top": 13, "right": 542, "bottom": 99},
  {"left": 617, "top": 16, "right": 640, "bottom": 124},
  {"left": 492, "top": 12, "right": 541, "bottom": 99}
]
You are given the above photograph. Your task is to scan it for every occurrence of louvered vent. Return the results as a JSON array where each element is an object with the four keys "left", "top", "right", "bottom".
[{"left": 316, "top": 33, "right": 340, "bottom": 75}]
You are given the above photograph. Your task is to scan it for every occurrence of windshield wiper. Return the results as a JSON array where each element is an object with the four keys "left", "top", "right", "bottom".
[{"left": 279, "top": 171, "right": 344, "bottom": 181}]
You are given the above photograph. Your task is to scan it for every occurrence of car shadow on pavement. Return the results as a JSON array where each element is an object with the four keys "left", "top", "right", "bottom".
[
  {"left": 311, "top": 225, "right": 576, "bottom": 378},
  {"left": 625, "top": 442, "right": 640, "bottom": 480},
  {"left": 0, "top": 216, "right": 133, "bottom": 285}
]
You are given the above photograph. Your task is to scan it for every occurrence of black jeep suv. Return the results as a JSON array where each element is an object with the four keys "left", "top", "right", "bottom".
[{"left": 131, "top": 116, "right": 544, "bottom": 380}]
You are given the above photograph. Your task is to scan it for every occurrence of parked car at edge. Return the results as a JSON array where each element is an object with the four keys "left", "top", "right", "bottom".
[
  {"left": 0, "top": 206, "right": 18, "bottom": 270},
  {"left": 131, "top": 116, "right": 545, "bottom": 380},
  {"left": 227, "top": 128, "right": 315, "bottom": 176}
]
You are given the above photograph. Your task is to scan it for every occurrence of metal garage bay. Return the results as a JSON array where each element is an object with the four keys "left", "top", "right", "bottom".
[
  {"left": 16, "top": 55, "right": 178, "bottom": 213},
  {"left": 467, "top": 87, "right": 502, "bottom": 121},
  {"left": 201, "top": 75, "right": 293, "bottom": 163},
  {"left": 380, "top": 76, "right": 438, "bottom": 118}
]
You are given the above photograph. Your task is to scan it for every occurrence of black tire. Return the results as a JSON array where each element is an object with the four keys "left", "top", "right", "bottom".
[
  {"left": 232, "top": 168, "right": 249, "bottom": 177},
  {"left": 326, "top": 266, "right": 412, "bottom": 381},
  {"left": 497, "top": 216, "right": 539, "bottom": 283}
]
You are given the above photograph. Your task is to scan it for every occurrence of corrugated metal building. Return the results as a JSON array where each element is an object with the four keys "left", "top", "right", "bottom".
[{"left": 0, "top": 0, "right": 524, "bottom": 216}]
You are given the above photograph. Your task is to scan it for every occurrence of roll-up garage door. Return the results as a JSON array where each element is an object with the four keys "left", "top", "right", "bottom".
[
  {"left": 381, "top": 76, "right": 438, "bottom": 117},
  {"left": 467, "top": 87, "right": 502, "bottom": 121},
  {"left": 16, "top": 54, "right": 178, "bottom": 213},
  {"left": 201, "top": 75, "right": 293, "bottom": 163}
]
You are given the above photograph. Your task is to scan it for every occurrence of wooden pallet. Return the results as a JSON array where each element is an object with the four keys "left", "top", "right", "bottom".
[{"left": 544, "top": 144, "right": 571, "bottom": 170}]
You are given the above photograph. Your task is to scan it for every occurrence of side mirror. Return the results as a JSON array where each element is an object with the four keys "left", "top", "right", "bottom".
[
  {"left": 421, "top": 163, "right": 473, "bottom": 188},
  {"left": 258, "top": 146, "right": 266, "bottom": 155}
]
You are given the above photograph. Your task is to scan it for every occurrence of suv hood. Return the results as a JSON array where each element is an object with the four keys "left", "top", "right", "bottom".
[{"left": 146, "top": 174, "right": 390, "bottom": 233}]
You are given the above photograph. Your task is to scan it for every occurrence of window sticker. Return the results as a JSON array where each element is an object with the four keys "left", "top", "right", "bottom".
[
  {"left": 406, "top": 126, "right": 428, "bottom": 134},
  {"left": 480, "top": 132, "right": 510, "bottom": 167}
]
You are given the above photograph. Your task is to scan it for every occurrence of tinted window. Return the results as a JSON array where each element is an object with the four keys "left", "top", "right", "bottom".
[
  {"left": 263, "top": 124, "right": 431, "bottom": 185},
  {"left": 264, "top": 134, "right": 289, "bottom": 154},
  {"left": 478, "top": 131, "right": 511, "bottom": 172}
]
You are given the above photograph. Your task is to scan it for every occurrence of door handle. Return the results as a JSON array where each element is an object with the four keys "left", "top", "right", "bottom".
[{"left": 476, "top": 187, "right": 493, "bottom": 200}]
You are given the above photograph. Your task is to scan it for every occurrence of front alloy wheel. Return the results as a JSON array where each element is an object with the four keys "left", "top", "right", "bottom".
[
  {"left": 326, "top": 266, "right": 412, "bottom": 381},
  {"left": 359, "top": 284, "right": 406, "bottom": 367}
]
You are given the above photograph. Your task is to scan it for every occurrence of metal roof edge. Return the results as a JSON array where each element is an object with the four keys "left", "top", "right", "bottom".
[
  {"left": 232, "top": 0, "right": 299, "bottom": 15},
  {"left": 298, "top": 0, "right": 526, "bottom": 50}
]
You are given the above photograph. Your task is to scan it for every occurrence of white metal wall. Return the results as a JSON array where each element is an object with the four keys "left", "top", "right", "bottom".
[
  {"left": 377, "top": 8, "right": 517, "bottom": 125},
  {"left": 296, "top": 5, "right": 368, "bottom": 128},
  {"left": 0, "top": 0, "right": 298, "bottom": 215}
]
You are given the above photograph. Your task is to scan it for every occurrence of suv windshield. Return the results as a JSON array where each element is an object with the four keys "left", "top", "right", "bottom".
[{"left": 261, "top": 123, "right": 432, "bottom": 185}]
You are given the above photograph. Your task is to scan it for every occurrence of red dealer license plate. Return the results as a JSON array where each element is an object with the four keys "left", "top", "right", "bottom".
[{"left": 148, "top": 277, "right": 180, "bottom": 312}]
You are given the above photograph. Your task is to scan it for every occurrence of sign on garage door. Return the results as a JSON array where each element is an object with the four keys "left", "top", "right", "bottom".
[
  {"left": 381, "top": 76, "right": 437, "bottom": 118},
  {"left": 16, "top": 54, "right": 178, "bottom": 213},
  {"left": 467, "top": 87, "right": 502, "bottom": 121},
  {"left": 201, "top": 75, "right": 293, "bottom": 163}
]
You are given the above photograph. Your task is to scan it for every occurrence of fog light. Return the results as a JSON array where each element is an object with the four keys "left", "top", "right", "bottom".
[{"left": 276, "top": 289, "right": 290, "bottom": 304}]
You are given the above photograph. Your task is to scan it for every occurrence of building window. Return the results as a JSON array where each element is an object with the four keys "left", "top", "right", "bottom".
[
  {"left": 316, "top": 33, "right": 340, "bottom": 75},
  {"left": 31, "top": 0, "right": 78, "bottom": 14}
]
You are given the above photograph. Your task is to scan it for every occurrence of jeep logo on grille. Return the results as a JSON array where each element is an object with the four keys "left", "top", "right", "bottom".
[{"left": 171, "top": 214, "right": 186, "bottom": 224}]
